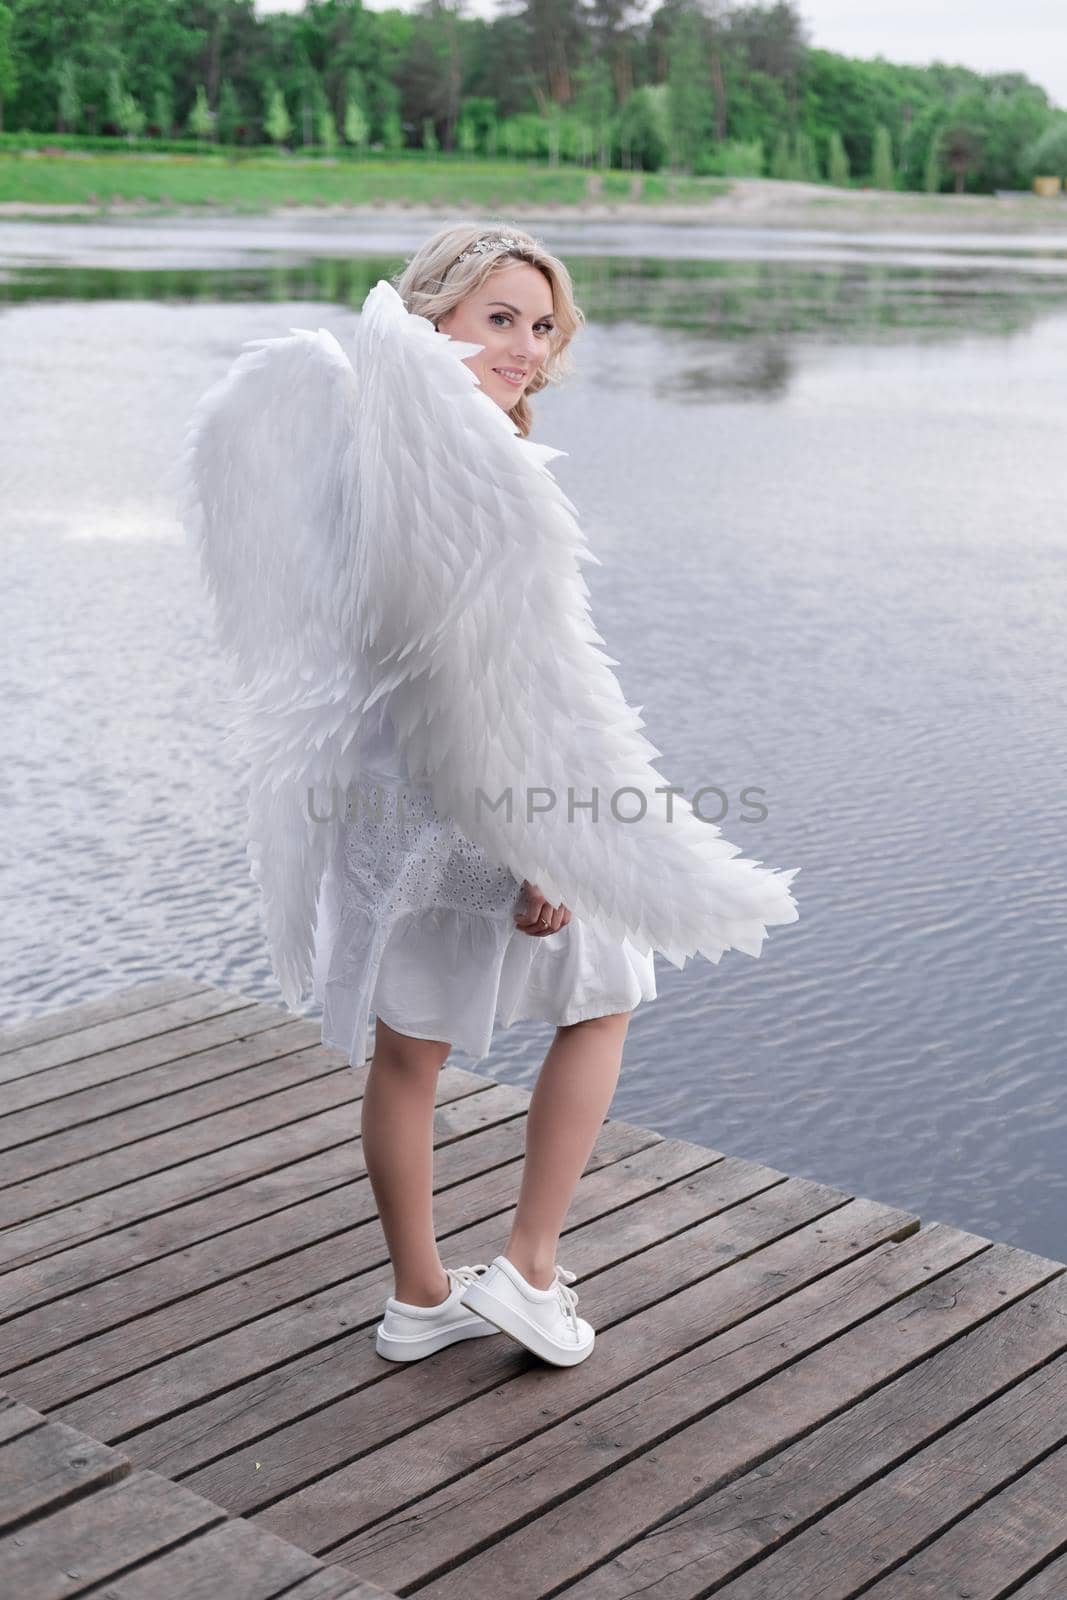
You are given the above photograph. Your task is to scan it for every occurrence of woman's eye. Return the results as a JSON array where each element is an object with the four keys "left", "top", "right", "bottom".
[{"left": 489, "top": 313, "right": 553, "bottom": 335}]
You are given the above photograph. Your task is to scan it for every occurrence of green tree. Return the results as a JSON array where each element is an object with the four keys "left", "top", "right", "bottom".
[
  {"left": 923, "top": 135, "right": 941, "bottom": 192},
  {"left": 827, "top": 128, "right": 849, "bottom": 186},
  {"left": 381, "top": 107, "right": 403, "bottom": 151},
  {"left": 769, "top": 127, "right": 790, "bottom": 178},
  {"left": 318, "top": 105, "right": 336, "bottom": 152},
  {"left": 217, "top": 80, "right": 240, "bottom": 145},
  {"left": 345, "top": 97, "right": 369, "bottom": 151},
  {"left": 667, "top": 5, "right": 713, "bottom": 172},
  {"left": 1021, "top": 119, "right": 1067, "bottom": 181},
  {"left": 793, "top": 127, "right": 818, "bottom": 180},
  {"left": 152, "top": 87, "right": 173, "bottom": 139},
  {"left": 56, "top": 56, "right": 79, "bottom": 135},
  {"left": 188, "top": 83, "right": 214, "bottom": 143},
  {"left": 421, "top": 115, "right": 438, "bottom": 153},
  {"left": 264, "top": 82, "right": 292, "bottom": 146},
  {"left": 618, "top": 85, "right": 668, "bottom": 171},
  {"left": 871, "top": 123, "right": 895, "bottom": 187},
  {"left": 0, "top": 2, "right": 14, "bottom": 133}
]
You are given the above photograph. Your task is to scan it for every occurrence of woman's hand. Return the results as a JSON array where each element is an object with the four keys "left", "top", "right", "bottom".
[{"left": 514, "top": 880, "right": 572, "bottom": 937}]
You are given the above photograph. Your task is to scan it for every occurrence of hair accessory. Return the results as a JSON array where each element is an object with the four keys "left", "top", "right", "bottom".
[{"left": 451, "top": 234, "right": 524, "bottom": 267}]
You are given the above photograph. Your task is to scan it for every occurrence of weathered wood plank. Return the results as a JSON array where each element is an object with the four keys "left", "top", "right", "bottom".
[
  {"left": 1011, "top": 1549, "right": 1067, "bottom": 1598},
  {"left": 116, "top": 1125, "right": 677, "bottom": 1478},
  {"left": 855, "top": 1438, "right": 1067, "bottom": 1600},
  {"left": 0, "top": 999, "right": 310, "bottom": 1115},
  {"left": 535, "top": 1258, "right": 1067, "bottom": 1599},
  {"left": 3, "top": 1084, "right": 538, "bottom": 1400},
  {"left": 43, "top": 1121, "right": 666, "bottom": 1442},
  {"left": 0, "top": 977, "right": 210, "bottom": 1056},
  {"left": 0, "top": 1021, "right": 342, "bottom": 1184},
  {"left": 0, "top": 1063, "right": 492, "bottom": 1274},
  {"left": 45, "top": 1513, "right": 400, "bottom": 1600},
  {"left": 269, "top": 1200, "right": 940, "bottom": 1579},
  {"left": 0, "top": 1418, "right": 129, "bottom": 1535},
  {"left": 0, "top": 1015, "right": 325, "bottom": 1151},
  {"left": 1, "top": 1062, "right": 370, "bottom": 1230},
  {"left": 0, "top": 1390, "right": 48, "bottom": 1446},
  {"left": 181, "top": 1156, "right": 815, "bottom": 1515},
  {"left": 0, "top": 1067, "right": 493, "bottom": 1316},
  {"left": 0, "top": 1122, "right": 674, "bottom": 1373},
  {"left": 0, "top": 986, "right": 268, "bottom": 1085},
  {"left": 0, "top": 1470, "right": 225, "bottom": 1596},
  {"left": 0, "top": 1391, "right": 397, "bottom": 1600}
]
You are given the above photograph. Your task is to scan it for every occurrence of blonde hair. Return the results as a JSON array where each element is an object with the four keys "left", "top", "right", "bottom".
[{"left": 391, "top": 220, "right": 584, "bottom": 438}]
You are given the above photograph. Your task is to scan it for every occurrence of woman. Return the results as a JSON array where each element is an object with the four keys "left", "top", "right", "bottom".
[{"left": 180, "top": 221, "right": 799, "bottom": 1370}]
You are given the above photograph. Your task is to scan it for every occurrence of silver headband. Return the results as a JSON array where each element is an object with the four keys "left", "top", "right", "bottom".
[{"left": 451, "top": 234, "right": 524, "bottom": 268}]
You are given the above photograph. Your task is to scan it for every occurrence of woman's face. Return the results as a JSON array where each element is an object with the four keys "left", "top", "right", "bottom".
[{"left": 436, "top": 260, "right": 556, "bottom": 411}]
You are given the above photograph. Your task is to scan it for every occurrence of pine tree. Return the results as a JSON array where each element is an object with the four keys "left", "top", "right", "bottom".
[
  {"left": 828, "top": 129, "right": 849, "bottom": 187},
  {"left": 871, "top": 124, "right": 895, "bottom": 189}
]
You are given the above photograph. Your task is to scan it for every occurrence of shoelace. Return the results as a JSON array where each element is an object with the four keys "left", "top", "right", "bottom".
[
  {"left": 552, "top": 1265, "right": 580, "bottom": 1334},
  {"left": 447, "top": 1263, "right": 492, "bottom": 1293}
]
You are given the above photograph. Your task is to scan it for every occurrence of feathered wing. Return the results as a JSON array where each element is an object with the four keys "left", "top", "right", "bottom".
[
  {"left": 350, "top": 279, "right": 800, "bottom": 968},
  {"left": 177, "top": 327, "right": 372, "bottom": 1008}
]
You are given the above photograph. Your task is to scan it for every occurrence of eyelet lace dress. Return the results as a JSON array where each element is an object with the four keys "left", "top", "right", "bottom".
[{"left": 311, "top": 698, "right": 657, "bottom": 1065}]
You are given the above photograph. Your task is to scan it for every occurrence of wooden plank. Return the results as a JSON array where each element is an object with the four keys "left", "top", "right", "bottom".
[
  {"left": 525, "top": 1259, "right": 1067, "bottom": 1600},
  {"left": 0, "top": 1014, "right": 325, "bottom": 1148},
  {"left": 0, "top": 1470, "right": 224, "bottom": 1596},
  {"left": 0, "top": 1418, "right": 129, "bottom": 1535},
  {"left": 0, "top": 1065, "right": 497, "bottom": 1310},
  {"left": 115, "top": 1125, "right": 676, "bottom": 1478},
  {"left": 0, "top": 1060, "right": 373, "bottom": 1230},
  {"left": 0, "top": 1390, "right": 47, "bottom": 1446},
  {"left": 37, "top": 1118, "right": 663, "bottom": 1439},
  {"left": 253, "top": 1199, "right": 940, "bottom": 1574},
  {"left": 0, "top": 985, "right": 270, "bottom": 1084},
  {"left": 0, "top": 1390, "right": 397, "bottom": 1600},
  {"left": 0, "top": 977, "right": 209, "bottom": 1056},
  {"left": 0, "top": 997, "right": 309, "bottom": 1114},
  {"left": 3, "top": 1081, "right": 545, "bottom": 1401},
  {"left": 1012, "top": 1549, "right": 1067, "bottom": 1597},
  {"left": 45, "top": 1513, "right": 400, "bottom": 1600},
  {"left": 0, "top": 1020, "right": 342, "bottom": 1185},
  {"left": 183, "top": 1152, "right": 806, "bottom": 1510},
  {"left": 0, "top": 1120, "right": 673, "bottom": 1374},
  {"left": 0, "top": 1069, "right": 492, "bottom": 1272},
  {"left": 0, "top": 1084, "right": 548, "bottom": 1372},
  {"left": 855, "top": 1440, "right": 1067, "bottom": 1600}
]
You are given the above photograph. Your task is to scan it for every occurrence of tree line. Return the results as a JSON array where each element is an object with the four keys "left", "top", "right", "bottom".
[{"left": 1, "top": 0, "right": 1066, "bottom": 192}]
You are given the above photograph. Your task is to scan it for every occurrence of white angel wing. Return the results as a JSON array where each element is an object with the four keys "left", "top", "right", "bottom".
[
  {"left": 177, "top": 327, "right": 371, "bottom": 1009},
  {"left": 349, "top": 280, "right": 800, "bottom": 969}
]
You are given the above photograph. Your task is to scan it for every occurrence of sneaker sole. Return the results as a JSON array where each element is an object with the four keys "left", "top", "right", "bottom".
[
  {"left": 375, "top": 1317, "right": 501, "bottom": 1362},
  {"left": 459, "top": 1278, "right": 594, "bottom": 1367}
]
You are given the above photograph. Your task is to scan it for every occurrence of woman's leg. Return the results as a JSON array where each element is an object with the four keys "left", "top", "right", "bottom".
[
  {"left": 362, "top": 1015, "right": 453, "bottom": 1306},
  {"left": 503, "top": 1010, "right": 632, "bottom": 1289}
]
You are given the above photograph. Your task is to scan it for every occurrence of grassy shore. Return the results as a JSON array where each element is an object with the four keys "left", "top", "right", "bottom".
[
  {"left": 1, "top": 149, "right": 1066, "bottom": 234},
  {"left": 0, "top": 150, "right": 726, "bottom": 212}
]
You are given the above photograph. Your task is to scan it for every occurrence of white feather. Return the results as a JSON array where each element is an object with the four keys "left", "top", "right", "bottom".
[{"left": 178, "top": 279, "right": 800, "bottom": 1009}]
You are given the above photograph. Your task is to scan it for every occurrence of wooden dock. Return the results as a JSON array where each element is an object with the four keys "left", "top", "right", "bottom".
[{"left": 2, "top": 975, "right": 1067, "bottom": 1599}]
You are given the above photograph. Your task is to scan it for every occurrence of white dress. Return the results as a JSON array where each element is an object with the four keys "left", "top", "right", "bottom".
[{"left": 311, "top": 695, "right": 657, "bottom": 1065}]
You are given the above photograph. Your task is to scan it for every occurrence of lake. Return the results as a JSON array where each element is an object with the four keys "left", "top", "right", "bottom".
[{"left": 2, "top": 212, "right": 1065, "bottom": 1261}]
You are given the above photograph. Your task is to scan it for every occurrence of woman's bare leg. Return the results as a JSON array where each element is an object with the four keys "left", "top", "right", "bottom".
[
  {"left": 362, "top": 1016, "right": 453, "bottom": 1306},
  {"left": 503, "top": 1010, "right": 632, "bottom": 1289}
]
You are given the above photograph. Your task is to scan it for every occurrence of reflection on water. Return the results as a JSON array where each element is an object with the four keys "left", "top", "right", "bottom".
[{"left": 2, "top": 233, "right": 1066, "bottom": 1266}]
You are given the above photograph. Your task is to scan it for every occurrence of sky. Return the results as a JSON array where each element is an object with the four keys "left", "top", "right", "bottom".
[{"left": 254, "top": 0, "right": 1067, "bottom": 112}]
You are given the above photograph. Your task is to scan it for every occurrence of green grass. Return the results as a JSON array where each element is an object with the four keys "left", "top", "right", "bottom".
[{"left": 0, "top": 150, "right": 731, "bottom": 211}]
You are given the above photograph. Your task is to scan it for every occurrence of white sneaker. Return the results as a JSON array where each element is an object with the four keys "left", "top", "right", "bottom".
[
  {"left": 458, "top": 1253, "right": 595, "bottom": 1366},
  {"left": 375, "top": 1264, "right": 503, "bottom": 1362}
]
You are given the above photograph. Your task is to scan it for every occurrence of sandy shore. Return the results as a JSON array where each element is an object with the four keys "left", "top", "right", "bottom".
[{"left": 3, "top": 177, "right": 1067, "bottom": 235}]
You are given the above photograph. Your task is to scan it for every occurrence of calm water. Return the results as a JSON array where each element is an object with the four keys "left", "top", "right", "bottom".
[{"left": 2, "top": 217, "right": 1066, "bottom": 1261}]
